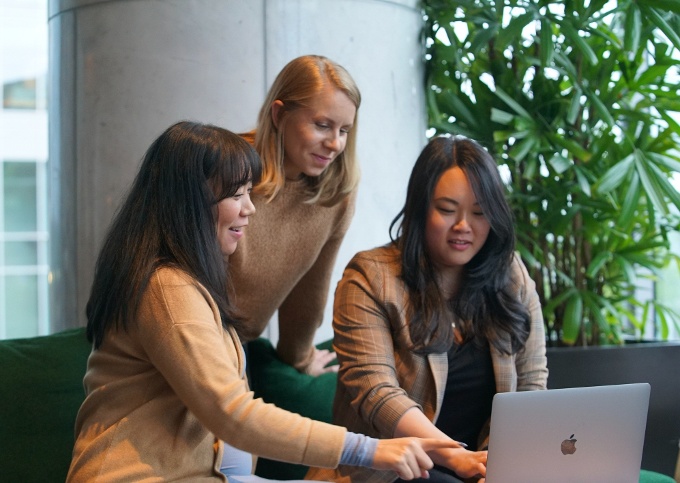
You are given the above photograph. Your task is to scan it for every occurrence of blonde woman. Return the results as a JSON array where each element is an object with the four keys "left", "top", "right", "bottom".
[{"left": 232, "top": 55, "right": 361, "bottom": 375}]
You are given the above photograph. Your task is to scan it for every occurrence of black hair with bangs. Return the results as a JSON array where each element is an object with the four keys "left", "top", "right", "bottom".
[{"left": 86, "top": 121, "right": 262, "bottom": 348}]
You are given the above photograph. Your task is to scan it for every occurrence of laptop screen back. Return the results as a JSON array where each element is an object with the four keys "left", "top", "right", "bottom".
[{"left": 485, "top": 383, "right": 650, "bottom": 483}]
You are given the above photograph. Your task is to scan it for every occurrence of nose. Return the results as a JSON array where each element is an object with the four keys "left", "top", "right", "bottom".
[
  {"left": 453, "top": 215, "right": 471, "bottom": 232},
  {"left": 324, "top": 131, "right": 344, "bottom": 152},
  {"left": 241, "top": 192, "right": 256, "bottom": 216}
]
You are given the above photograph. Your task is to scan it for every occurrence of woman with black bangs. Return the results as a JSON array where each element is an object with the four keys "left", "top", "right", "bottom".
[
  {"left": 66, "top": 121, "right": 460, "bottom": 483},
  {"left": 307, "top": 136, "right": 548, "bottom": 483}
]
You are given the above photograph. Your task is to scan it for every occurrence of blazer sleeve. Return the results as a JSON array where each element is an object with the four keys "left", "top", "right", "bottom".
[
  {"left": 512, "top": 253, "right": 549, "bottom": 391},
  {"left": 137, "top": 269, "right": 346, "bottom": 468},
  {"left": 276, "top": 190, "right": 357, "bottom": 371},
  {"left": 332, "top": 253, "right": 423, "bottom": 438}
]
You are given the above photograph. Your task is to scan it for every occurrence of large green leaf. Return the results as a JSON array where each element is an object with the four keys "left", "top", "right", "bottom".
[
  {"left": 575, "top": 165, "right": 592, "bottom": 196},
  {"left": 562, "top": 294, "right": 584, "bottom": 345},
  {"left": 641, "top": 0, "right": 680, "bottom": 14},
  {"left": 540, "top": 18, "right": 555, "bottom": 66},
  {"left": 597, "top": 154, "right": 634, "bottom": 193},
  {"left": 619, "top": 174, "right": 641, "bottom": 229},
  {"left": 634, "top": 150, "right": 672, "bottom": 216},
  {"left": 623, "top": 3, "right": 641, "bottom": 54},
  {"left": 490, "top": 108, "right": 515, "bottom": 125},
  {"left": 587, "top": 251, "right": 612, "bottom": 278},
  {"left": 494, "top": 87, "right": 533, "bottom": 119},
  {"left": 546, "top": 133, "right": 593, "bottom": 162},
  {"left": 548, "top": 154, "right": 572, "bottom": 174},
  {"left": 639, "top": 5, "right": 680, "bottom": 49},
  {"left": 560, "top": 19, "right": 599, "bottom": 66}
]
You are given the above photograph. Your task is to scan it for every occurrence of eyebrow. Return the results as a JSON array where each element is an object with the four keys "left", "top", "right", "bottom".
[
  {"left": 435, "top": 196, "right": 480, "bottom": 206},
  {"left": 314, "top": 114, "right": 353, "bottom": 128}
]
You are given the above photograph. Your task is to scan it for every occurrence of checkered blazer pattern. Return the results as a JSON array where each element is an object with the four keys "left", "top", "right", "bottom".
[{"left": 306, "top": 244, "right": 548, "bottom": 483}]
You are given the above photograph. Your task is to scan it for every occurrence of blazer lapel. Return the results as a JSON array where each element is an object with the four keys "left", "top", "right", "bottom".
[{"left": 427, "top": 351, "right": 448, "bottom": 422}]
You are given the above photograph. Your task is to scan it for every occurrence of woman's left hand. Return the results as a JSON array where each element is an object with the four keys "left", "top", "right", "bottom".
[
  {"left": 435, "top": 447, "right": 487, "bottom": 480},
  {"left": 372, "top": 437, "right": 464, "bottom": 480},
  {"left": 305, "top": 348, "right": 338, "bottom": 376}
]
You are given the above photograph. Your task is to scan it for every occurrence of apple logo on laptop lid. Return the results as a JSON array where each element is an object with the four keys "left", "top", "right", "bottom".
[{"left": 561, "top": 434, "right": 577, "bottom": 455}]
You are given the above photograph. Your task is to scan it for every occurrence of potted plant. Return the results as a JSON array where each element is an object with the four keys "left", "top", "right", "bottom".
[{"left": 421, "top": 0, "right": 680, "bottom": 475}]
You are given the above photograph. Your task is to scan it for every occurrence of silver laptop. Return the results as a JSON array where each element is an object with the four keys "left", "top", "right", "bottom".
[{"left": 485, "top": 383, "right": 651, "bottom": 483}]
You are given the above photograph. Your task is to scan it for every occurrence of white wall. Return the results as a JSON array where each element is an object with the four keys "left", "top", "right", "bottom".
[{"left": 49, "top": 0, "right": 427, "bottom": 341}]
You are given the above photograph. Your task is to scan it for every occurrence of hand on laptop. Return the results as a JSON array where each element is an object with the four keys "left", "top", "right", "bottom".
[
  {"left": 372, "top": 437, "right": 467, "bottom": 480},
  {"left": 435, "top": 447, "right": 487, "bottom": 481}
]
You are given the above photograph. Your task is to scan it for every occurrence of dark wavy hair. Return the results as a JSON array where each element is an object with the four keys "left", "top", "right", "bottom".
[
  {"left": 86, "top": 121, "right": 262, "bottom": 348},
  {"left": 389, "top": 136, "right": 530, "bottom": 355}
]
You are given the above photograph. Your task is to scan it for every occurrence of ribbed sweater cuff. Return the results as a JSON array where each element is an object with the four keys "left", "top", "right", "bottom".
[{"left": 340, "top": 431, "right": 378, "bottom": 468}]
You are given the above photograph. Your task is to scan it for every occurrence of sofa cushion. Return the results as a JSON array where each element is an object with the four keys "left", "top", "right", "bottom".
[
  {"left": 247, "top": 338, "right": 338, "bottom": 480},
  {"left": 0, "top": 327, "right": 90, "bottom": 483}
]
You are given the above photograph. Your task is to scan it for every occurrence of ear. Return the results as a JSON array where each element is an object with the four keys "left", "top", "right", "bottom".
[{"left": 271, "top": 100, "right": 285, "bottom": 129}]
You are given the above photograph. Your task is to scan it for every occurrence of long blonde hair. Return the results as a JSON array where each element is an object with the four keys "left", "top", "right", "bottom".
[{"left": 252, "top": 55, "right": 361, "bottom": 206}]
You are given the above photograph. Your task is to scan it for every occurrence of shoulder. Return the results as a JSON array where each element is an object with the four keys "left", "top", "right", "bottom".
[
  {"left": 350, "top": 243, "right": 399, "bottom": 264},
  {"left": 144, "top": 266, "right": 215, "bottom": 316},
  {"left": 239, "top": 130, "right": 256, "bottom": 146},
  {"left": 507, "top": 252, "right": 538, "bottom": 301},
  {"left": 508, "top": 252, "right": 528, "bottom": 277},
  {"left": 149, "top": 266, "right": 203, "bottom": 292},
  {"left": 134, "top": 267, "right": 224, "bottom": 349},
  {"left": 343, "top": 244, "right": 401, "bottom": 285}
]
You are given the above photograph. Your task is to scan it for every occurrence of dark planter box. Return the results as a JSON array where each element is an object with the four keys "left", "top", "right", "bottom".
[{"left": 547, "top": 342, "right": 680, "bottom": 476}]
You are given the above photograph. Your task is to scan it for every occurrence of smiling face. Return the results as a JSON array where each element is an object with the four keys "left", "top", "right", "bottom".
[
  {"left": 216, "top": 182, "right": 255, "bottom": 257},
  {"left": 272, "top": 84, "right": 356, "bottom": 179},
  {"left": 425, "top": 166, "right": 491, "bottom": 291}
]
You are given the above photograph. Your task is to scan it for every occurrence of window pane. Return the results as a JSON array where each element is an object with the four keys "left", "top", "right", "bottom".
[
  {"left": 2, "top": 78, "right": 37, "bottom": 109},
  {"left": 3, "top": 161, "right": 37, "bottom": 232},
  {"left": 4, "top": 240, "right": 38, "bottom": 265},
  {"left": 656, "top": 232, "right": 680, "bottom": 340},
  {"left": 1, "top": 0, "right": 49, "bottom": 339},
  {"left": 5, "top": 274, "right": 38, "bottom": 338}
]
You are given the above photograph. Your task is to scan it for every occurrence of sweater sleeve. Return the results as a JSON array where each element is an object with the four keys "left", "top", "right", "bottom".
[
  {"left": 137, "top": 269, "right": 346, "bottom": 468},
  {"left": 276, "top": 190, "right": 357, "bottom": 371}
]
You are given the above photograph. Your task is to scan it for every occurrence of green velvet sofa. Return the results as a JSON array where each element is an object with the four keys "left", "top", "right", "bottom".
[
  {"left": 0, "top": 327, "right": 336, "bottom": 482},
  {"left": 0, "top": 328, "right": 675, "bottom": 483}
]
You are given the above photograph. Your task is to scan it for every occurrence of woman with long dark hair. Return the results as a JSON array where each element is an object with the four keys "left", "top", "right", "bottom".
[
  {"left": 67, "top": 122, "right": 461, "bottom": 482},
  {"left": 307, "top": 136, "right": 548, "bottom": 483}
]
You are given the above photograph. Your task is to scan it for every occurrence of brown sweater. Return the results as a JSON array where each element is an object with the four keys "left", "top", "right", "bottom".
[
  {"left": 66, "top": 267, "right": 345, "bottom": 482},
  {"left": 229, "top": 178, "right": 356, "bottom": 371}
]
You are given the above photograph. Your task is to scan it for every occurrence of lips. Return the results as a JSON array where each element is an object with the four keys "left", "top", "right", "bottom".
[
  {"left": 312, "top": 153, "right": 332, "bottom": 165},
  {"left": 448, "top": 239, "right": 472, "bottom": 250}
]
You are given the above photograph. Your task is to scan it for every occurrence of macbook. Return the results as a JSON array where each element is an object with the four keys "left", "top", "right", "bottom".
[{"left": 485, "top": 383, "right": 651, "bottom": 483}]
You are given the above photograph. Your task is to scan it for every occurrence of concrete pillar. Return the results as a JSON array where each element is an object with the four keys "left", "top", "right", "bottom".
[{"left": 48, "top": 0, "right": 426, "bottom": 341}]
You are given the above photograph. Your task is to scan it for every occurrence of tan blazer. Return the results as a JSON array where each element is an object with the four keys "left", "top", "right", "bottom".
[{"left": 307, "top": 245, "right": 548, "bottom": 483}]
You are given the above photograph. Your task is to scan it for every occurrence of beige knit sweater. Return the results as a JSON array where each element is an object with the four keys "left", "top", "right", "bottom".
[
  {"left": 66, "top": 267, "right": 345, "bottom": 482},
  {"left": 229, "top": 178, "right": 356, "bottom": 371}
]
